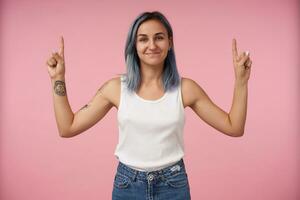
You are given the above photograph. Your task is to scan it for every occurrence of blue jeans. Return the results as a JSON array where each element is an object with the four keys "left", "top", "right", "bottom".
[{"left": 112, "top": 158, "right": 191, "bottom": 200}]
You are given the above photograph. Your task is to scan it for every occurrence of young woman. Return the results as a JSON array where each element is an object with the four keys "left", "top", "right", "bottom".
[{"left": 46, "top": 11, "right": 252, "bottom": 200}]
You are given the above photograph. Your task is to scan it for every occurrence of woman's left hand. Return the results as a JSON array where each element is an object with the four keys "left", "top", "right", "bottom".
[{"left": 232, "top": 38, "right": 252, "bottom": 85}]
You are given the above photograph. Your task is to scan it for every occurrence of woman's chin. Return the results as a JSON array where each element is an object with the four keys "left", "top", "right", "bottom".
[{"left": 143, "top": 60, "right": 164, "bottom": 67}]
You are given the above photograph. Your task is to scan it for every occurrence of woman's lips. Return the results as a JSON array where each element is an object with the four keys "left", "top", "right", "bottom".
[{"left": 146, "top": 52, "right": 161, "bottom": 56}]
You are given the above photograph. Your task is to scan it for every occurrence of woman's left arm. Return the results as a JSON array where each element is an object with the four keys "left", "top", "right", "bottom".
[
  {"left": 229, "top": 38, "right": 252, "bottom": 136},
  {"left": 228, "top": 81, "right": 248, "bottom": 137},
  {"left": 185, "top": 38, "right": 252, "bottom": 137}
]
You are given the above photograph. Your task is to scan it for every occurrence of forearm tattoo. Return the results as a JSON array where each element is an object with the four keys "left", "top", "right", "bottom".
[{"left": 54, "top": 80, "right": 66, "bottom": 96}]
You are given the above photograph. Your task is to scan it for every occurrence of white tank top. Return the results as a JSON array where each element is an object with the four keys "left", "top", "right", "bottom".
[{"left": 114, "top": 75, "right": 186, "bottom": 172}]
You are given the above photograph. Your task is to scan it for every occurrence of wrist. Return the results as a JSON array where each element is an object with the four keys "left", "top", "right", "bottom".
[
  {"left": 51, "top": 75, "right": 65, "bottom": 82},
  {"left": 234, "top": 79, "right": 248, "bottom": 87}
]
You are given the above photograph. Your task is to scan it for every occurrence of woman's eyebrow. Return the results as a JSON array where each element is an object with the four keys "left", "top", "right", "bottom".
[{"left": 137, "top": 32, "right": 166, "bottom": 37}]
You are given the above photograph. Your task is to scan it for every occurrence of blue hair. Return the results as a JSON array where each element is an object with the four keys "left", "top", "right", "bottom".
[{"left": 121, "top": 11, "right": 181, "bottom": 93}]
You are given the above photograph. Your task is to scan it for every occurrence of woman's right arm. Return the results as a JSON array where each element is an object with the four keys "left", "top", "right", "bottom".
[
  {"left": 47, "top": 36, "right": 114, "bottom": 138},
  {"left": 51, "top": 76, "right": 114, "bottom": 138}
]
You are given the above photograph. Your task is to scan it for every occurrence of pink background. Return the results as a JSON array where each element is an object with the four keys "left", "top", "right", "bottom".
[{"left": 1, "top": 0, "right": 299, "bottom": 199}]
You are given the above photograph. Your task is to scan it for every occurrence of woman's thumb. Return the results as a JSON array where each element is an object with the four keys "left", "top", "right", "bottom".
[{"left": 52, "top": 52, "right": 64, "bottom": 63}]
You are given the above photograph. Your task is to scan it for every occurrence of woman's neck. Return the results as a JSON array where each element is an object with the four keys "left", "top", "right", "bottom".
[{"left": 139, "top": 63, "right": 164, "bottom": 86}]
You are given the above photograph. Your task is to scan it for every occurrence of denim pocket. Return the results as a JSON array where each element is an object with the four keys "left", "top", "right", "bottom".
[
  {"left": 165, "top": 172, "right": 189, "bottom": 188},
  {"left": 113, "top": 172, "right": 131, "bottom": 189}
]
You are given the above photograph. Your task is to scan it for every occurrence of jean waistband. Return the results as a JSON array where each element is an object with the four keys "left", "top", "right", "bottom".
[{"left": 116, "top": 159, "right": 187, "bottom": 182}]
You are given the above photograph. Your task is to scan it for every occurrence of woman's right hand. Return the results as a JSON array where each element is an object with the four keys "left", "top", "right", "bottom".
[{"left": 46, "top": 36, "right": 65, "bottom": 79}]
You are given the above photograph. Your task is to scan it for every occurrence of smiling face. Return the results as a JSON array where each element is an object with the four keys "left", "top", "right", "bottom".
[{"left": 136, "top": 19, "right": 172, "bottom": 68}]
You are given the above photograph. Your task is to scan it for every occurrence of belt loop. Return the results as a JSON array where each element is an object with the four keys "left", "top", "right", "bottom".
[{"left": 131, "top": 170, "right": 138, "bottom": 182}]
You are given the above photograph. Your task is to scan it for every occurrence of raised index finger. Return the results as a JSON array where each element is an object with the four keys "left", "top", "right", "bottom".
[
  {"left": 59, "top": 36, "right": 64, "bottom": 58},
  {"left": 232, "top": 38, "right": 238, "bottom": 60}
]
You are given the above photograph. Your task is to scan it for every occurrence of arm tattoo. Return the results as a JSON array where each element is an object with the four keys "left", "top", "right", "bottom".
[
  {"left": 78, "top": 84, "right": 107, "bottom": 112},
  {"left": 54, "top": 80, "right": 66, "bottom": 96},
  {"left": 80, "top": 104, "right": 89, "bottom": 111},
  {"left": 79, "top": 90, "right": 101, "bottom": 111}
]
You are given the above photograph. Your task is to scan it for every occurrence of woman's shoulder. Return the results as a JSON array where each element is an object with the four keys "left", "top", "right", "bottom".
[
  {"left": 181, "top": 76, "right": 199, "bottom": 89},
  {"left": 181, "top": 76, "right": 205, "bottom": 108},
  {"left": 108, "top": 75, "right": 121, "bottom": 86},
  {"left": 100, "top": 76, "right": 121, "bottom": 91},
  {"left": 97, "top": 76, "right": 121, "bottom": 108}
]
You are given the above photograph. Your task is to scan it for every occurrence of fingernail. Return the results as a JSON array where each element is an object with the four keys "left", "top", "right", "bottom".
[{"left": 245, "top": 51, "right": 250, "bottom": 56}]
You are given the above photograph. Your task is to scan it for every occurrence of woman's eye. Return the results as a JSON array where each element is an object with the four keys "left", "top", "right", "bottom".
[{"left": 138, "top": 37, "right": 164, "bottom": 42}]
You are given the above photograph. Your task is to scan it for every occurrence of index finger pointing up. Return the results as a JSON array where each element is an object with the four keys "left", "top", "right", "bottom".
[
  {"left": 232, "top": 38, "right": 238, "bottom": 60},
  {"left": 59, "top": 36, "right": 64, "bottom": 58}
]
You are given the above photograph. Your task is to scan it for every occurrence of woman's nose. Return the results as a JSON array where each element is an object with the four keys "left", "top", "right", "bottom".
[{"left": 149, "top": 39, "right": 157, "bottom": 49}]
